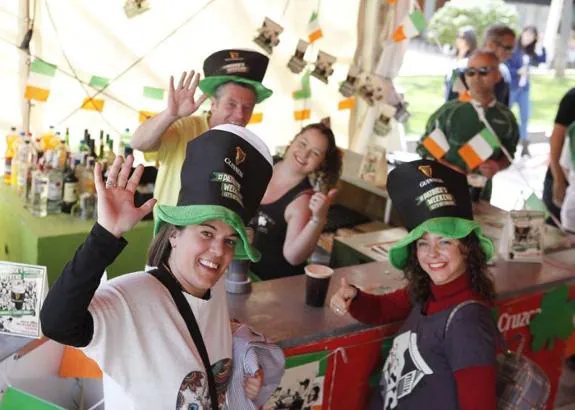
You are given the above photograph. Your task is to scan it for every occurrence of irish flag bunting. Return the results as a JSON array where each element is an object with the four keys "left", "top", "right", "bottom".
[
  {"left": 392, "top": 9, "right": 426, "bottom": 42},
  {"left": 338, "top": 97, "right": 355, "bottom": 110},
  {"left": 24, "top": 59, "right": 57, "bottom": 102},
  {"left": 140, "top": 86, "right": 165, "bottom": 122},
  {"left": 81, "top": 97, "right": 105, "bottom": 112},
  {"left": 293, "top": 71, "right": 311, "bottom": 121},
  {"left": 248, "top": 112, "right": 263, "bottom": 124},
  {"left": 308, "top": 11, "right": 323, "bottom": 43},
  {"left": 458, "top": 128, "right": 501, "bottom": 169},
  {"left": 89, "top": 75, "right": 110, "bottom": 90},
  {"left": 422, "top": 128, "right": 449, "bottom": 160}
]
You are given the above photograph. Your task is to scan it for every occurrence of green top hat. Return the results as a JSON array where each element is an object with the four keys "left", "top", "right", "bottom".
[
  {"left": 199, "top": 49, "right": 273, "bottom": 103},
  {"left": 386, "top": 159, "right": 494, "bottom": 269}
]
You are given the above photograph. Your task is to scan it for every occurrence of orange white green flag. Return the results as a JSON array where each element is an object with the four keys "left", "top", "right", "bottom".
[
  {"left": 293, "top": 71, "right": 311, "bottom": 121},
  {"left": 24, "top": 59, "right": 57, "bottom": 102},
  {"left": 308, "top": 11, "right": 323, "bottom": 43},
  {"left": 422, "top": 128, "right": 449, "bottom": 160},
  {"left": 392, "top": 9, "right": 426, "bottom": 42},
  {"left": 458, "top": 128, "right": 501, "bottom": 170}
]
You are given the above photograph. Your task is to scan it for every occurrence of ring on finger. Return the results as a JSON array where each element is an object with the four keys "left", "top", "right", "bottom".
[{"left": 106, "top": 180, "right": 117, "bottom": 189}]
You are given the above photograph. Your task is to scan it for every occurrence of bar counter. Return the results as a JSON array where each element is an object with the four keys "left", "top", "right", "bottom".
[{"left": 229, "top": 247, "right": 575, "bottom": 409}]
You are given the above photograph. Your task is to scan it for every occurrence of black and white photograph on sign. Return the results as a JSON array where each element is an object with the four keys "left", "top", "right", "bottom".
[
  {"left": 499, "top": 210, "right": 545, "bottom": 263},
  {"left": 123, "top": 0, "right": 151, "bottom": 18},
  {"left": 287, "top": 40, "right": 309, "bottom": 74},
  {"left": 339, "top": 65, "right": 360, "bottom": 98},
  {"left": 254, "top": 17, "right": 284, "bottom": 55},
  {"left": 263, "top": 360, "right": 325, "bottom": 410},
  {"left": 356, "top": 73, "right": 386, "bottom": 106},
  {"left": 373, "top": 103, "right": 397, "bottom": 136},
  {"left": 310, "top": 51, "right": 336, "bottom": 84},
  {"left": 0, "top": 261, "right": 47, "bottom": 339}
]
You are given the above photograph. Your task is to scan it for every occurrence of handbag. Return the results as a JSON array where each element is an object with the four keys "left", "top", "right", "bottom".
[
  {"left": 150, "top": 265, "right": 219, "bottom": 410},
  {"left": 446, "top": 300, "right": 550, "bottom": 410}
]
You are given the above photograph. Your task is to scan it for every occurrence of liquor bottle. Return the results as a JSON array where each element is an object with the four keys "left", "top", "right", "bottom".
[
  {"left": 4, "top": 127, "right": 18, "bottom": 184},
  {"left": 82, "top": 156, "right": 96, "bottom": 194},
  {"left": 64, "top": 127, "right": 70, "bottom": 148},
  {"left": 30, "top": 165, "right": 49, "bottom": 217},
  {"left": 16, "top": 137, "right": 31, "bottom": 197},
  {"left": 61, "top": 158, "right": 79, "bottom": 214},
  {"left": 10, "top": 131, "right": 25, "bottom": 187},
  {"left": 79, "top": 129, "right": 90, "bottom": 153},
  {"left": 46, "top": 159, "right": 64, "bottom": 214},
  {"left": 98, "top": 130, "right": 105, "bottom": 160}
]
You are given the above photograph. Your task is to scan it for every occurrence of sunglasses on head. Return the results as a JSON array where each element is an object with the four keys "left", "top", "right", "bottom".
[{"left": 464, "top": 67, "right": 497, "bottom": 77}]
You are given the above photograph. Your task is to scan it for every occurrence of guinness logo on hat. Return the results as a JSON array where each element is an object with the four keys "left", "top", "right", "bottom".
[
  {"left": 418, "top": 165, "right": 433, "bottom": 178},
  {"left": 229, "top": 51, "right": 240, "bottom": 60},
  {"left": 235, "top": 146, "right": 246, "bottom": 165}
]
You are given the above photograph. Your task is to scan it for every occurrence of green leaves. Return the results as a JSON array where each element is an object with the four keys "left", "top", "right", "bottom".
[
  {"left": 427, "top": 0, "right": 519, "bottom": 47},
  {"left": 529, "top": 285, "right": 575, "bottom": 352}
]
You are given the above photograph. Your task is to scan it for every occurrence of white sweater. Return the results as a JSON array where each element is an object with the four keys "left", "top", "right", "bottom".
[{"left": 82, "top": 273, "right": 232, "bottom": 409}]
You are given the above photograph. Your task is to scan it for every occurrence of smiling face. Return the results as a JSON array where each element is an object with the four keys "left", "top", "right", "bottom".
[
  {"left": 465, "top": 52, "right": 501, "bottom": 98},
  {"left": 415, "top": 232, "right": 467, "bottom": 285},
  {"left": 167, "top": 219, "right": 239, "bottom": 297},
  {"left": 209, "top": 82, "right": 256, "bottom": 127},
  {"left": 285, "top": 128, "right": 329, "bottom": 175}
]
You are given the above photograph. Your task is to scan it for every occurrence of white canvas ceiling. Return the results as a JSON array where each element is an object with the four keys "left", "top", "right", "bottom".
[{"left": 0, "top": 0, "right": 360, "bottom": 154}]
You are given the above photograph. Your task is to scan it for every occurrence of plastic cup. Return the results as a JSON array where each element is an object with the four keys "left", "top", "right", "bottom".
[{"left": 305, "top": 264, "right": 334, "bottom": 307}]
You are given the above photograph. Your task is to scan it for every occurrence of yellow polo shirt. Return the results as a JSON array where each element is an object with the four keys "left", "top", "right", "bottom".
[{"left": 154, "top": 115, "right": 210, "bottom": 206}]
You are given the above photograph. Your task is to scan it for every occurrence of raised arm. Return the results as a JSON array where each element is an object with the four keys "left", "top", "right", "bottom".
[
  {"left": 282, "top": 189, "right": 337, "bottom": 266},
  {"left": 40, "top": 156, "right": 156, "bottom": 346},
  {"left": 131, "top": 71, "right": 208, "bottom": 152}
]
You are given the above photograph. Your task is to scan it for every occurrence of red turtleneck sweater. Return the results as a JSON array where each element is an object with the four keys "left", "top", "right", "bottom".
[{"left": 349, "top": 273, "right": 496, "bottom": 410}]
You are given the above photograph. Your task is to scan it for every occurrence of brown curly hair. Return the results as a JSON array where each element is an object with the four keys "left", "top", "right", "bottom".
[
  {"left": 284, "top": 123, "right": 343, "bottom": 191},
  {"left": 403, "top": 233, "right": 495, "bottom": 305}
]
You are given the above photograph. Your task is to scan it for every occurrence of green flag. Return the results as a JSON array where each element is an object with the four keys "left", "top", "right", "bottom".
[
  {"left": 143, "top": 86, "right": 165, "bottom": 100},
  {"left": 292, "top": 71, "right": 311, "bottom": 100},
  {"left": 524, "top": 193, "right": 549, "bottom": 218},
  {"left": 0, "top": 386, "right": 65, "bottom": 410},
  {"left": 89, "top": 75, "right": 110, "bottom": 89}
]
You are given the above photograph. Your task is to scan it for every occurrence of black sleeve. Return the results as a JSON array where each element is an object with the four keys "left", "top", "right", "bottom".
[
  {"left": 40, "top": 223, "right": 127, "bottom": 347},
  {"left": 555, "top": 88, "right": 575, "bottom": 126}
]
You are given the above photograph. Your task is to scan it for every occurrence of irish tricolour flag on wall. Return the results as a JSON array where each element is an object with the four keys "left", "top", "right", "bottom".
[
  {"left": 392, "top": 9, "right": 426, "bottom": 42},
  {"left": 24, "top": 59, "right": 57, "bottom": 102},
  {"left": 422, "top": 128, "right": 449, "bottom": 160},
  {"left": 308, "top": 11, "right": 323, "bottom": 43},
  {"left": 458, "top": 128, "right": 501, "bottom": 170}
]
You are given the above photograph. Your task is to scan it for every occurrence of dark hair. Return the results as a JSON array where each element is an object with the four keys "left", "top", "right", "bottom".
[
  {"left": 457, "top": 26, "right": 478, "bottom": 58},
  {"left": 484, "top": 24, "right": 516, "bottom": 45},
  {"left": 520, "top": 25, "right": 538, "bottom": 56},
  {"left": 214, "top": 81, "right": 256, "bottom": 101},
  {"left": 284, "top": 123, "right": 343, "bottom": 191},
  {"left": 147, "top": 224, "right": 184, "bottom": 267},
  {"left": 403, "top": 233, "right": 495, "bottom": 305}
]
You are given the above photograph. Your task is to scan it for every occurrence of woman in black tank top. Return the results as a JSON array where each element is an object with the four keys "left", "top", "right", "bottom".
[{"left": 250, "top": 121, "right": 342, "bottom": 280}]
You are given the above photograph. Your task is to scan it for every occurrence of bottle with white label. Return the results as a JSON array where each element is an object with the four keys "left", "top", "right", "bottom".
[
  {"left": 30, "top": 166, "right": 48, "bottom": 217},
  {"left": 47, "top": 167, "right": 64, "bottom": 214}
]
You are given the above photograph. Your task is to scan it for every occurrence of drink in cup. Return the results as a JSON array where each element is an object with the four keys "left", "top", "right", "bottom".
[{"left": 305, "top": 264, "right": 334, "bottom": 307}]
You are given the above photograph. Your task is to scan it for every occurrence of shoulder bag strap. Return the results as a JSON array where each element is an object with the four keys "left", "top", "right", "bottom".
[
  {"left": 445, "top": 300, "right": 509, "bottom": 353},
  {"left": 149, "top": 267, "right": 219, "bottom": 410}
]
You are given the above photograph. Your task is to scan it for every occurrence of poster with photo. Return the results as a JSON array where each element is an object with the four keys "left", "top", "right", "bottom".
[
  {"left": 310, "top": 51, "right": 336, "bottom": 84},
  {"left": 499, "top": 210, "right": 545, "bottom": 263},
  {"left": 264, "top": 351, "right": 329, "bottom": 410},
  {"left": 0, "top": 261, "right": 47, "bottom": 338},
  {"left": 254, "top": 17, "right": 284, "bottom": 55}
]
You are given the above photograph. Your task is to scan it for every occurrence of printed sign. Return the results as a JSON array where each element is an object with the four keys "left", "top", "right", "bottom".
[{"left": 0, "top": 261, "right": 47, "bottom": 338}]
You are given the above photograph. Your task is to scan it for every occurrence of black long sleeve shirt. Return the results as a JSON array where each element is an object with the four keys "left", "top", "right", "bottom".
[{"left": 40, "top": 223, "right": 127, "bottom": 347}]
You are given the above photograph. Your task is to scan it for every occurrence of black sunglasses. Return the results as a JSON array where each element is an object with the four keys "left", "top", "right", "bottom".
[{"left": 464, "top": 67, "right": 497, "bottom": 77}]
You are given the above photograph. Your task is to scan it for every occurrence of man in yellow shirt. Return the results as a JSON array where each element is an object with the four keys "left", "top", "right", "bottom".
[{"left": 131, "top": 49, "right": 272, "bottom": 206}]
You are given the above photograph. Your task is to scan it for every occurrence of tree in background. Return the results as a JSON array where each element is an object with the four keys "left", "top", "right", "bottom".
[{"left": 427, "top": 0, "right": 519, "bottom": 49}]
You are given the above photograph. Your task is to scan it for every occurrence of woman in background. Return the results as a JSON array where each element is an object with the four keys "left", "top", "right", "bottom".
[
  {"left": 250, "top": 122, "right": 342, "bottom": 280},
  {"left": 506, "top": 25, "right": 546, "bottom": 156},
  {"left": 444, "top": 26, "right": 478, "bottom": 100}
]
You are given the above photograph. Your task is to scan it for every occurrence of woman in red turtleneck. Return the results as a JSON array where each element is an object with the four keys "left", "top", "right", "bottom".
[{"left": 330, "top": 160, "right": 497, "bottom": 410}]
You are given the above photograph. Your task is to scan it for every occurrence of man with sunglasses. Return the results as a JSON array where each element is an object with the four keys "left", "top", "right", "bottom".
[
  {"left": 446, "top": 24, "right": 516, "bottom": 107},
  {"left": 417, "top": 50, "right": 520, "bottom": 201}
]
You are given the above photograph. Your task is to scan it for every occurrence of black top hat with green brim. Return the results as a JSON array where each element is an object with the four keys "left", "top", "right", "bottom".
[
  {"left": 386, "top": 159, "right": 494, "bottom": 269},
  {"left": 199, "top": 49, "right": 273, "bottom": 103},
  {"left": 153, "top": 124, "right": 273, "bottom": 262}
]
